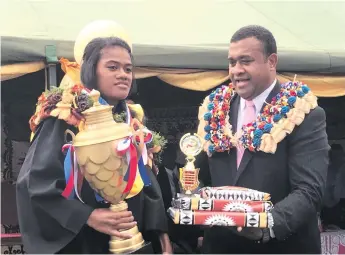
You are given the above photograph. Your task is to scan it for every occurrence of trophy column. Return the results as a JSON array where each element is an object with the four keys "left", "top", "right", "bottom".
[{"left": 109, "top": 201, "right": 145, "bottom": 254}]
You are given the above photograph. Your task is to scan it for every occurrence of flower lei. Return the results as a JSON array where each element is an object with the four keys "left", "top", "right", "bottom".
[
  {"left": 29, "top": 84, "right": 91, "bottom": 133},
  {"left": 197, "top": 81, "right": 318, "bottom": 156},
  {"left": 29, "top": 84, "right": 167, "bottom": 165},
  {"left": 114, "top": 111, "right": 168, "bottom": 165}
]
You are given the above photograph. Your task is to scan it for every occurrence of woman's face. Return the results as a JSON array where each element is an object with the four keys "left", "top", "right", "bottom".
[{"left": 96, "top": 45, "right": 133, "bottom": 102}]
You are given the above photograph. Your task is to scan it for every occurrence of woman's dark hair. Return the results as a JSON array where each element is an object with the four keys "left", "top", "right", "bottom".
[{"left": 80, "top": 37, "right": 136, "bottom": 95}]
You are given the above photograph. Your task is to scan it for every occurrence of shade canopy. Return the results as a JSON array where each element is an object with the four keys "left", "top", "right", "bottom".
[{"left": 1, "top": 0, "right": 345, "bottom": 73}]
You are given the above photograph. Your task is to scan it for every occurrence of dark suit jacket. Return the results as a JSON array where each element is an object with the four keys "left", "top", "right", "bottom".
[{"left": 196, "top": 82, "right": 330, "bottom": 254}]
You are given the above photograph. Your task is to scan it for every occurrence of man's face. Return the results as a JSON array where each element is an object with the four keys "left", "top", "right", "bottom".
[{"left": 228, "top": 37, "right": 277, "bottom": 100}]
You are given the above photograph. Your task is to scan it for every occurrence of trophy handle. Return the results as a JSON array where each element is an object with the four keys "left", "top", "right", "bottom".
[
  {"left": 130, "top": 119, "right": 145, "bottom": 158},
  {"left": 64, "top": 129, "right": 76, "bottom": 144},
  {"left": 89, "top": 90, "right": 101, "bottom": 106}
]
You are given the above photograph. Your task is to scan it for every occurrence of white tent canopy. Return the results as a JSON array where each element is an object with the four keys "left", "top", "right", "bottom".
[{"left": 1, "top": 0, "right": 345, "bottom": 72}]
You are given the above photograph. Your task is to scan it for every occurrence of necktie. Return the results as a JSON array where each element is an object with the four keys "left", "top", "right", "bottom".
[{"left": 237, "top": 100, "right": 256, "bottom": 168}]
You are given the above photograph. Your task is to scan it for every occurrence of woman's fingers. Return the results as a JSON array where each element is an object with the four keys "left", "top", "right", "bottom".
[
  {"left": 116, "top": 221, "right": 137, "bottom": 230},
  {"left": 111, "top": 211, "right": 132, "bottom": 220},
  {"left": 108, "top": 215, "right": 134, "bottom": 226},
  {"left": 110, "top": 230, "right": 133, "bottom": 239}
]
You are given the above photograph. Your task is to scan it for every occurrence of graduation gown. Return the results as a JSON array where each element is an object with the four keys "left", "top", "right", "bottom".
[{"left": 16, "top": 116, "right": 168, "bottom": 254}]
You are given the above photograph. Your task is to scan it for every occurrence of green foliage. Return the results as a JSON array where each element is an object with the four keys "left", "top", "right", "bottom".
[
  {"left": 113, "top": 111, "right": 127, "bottom": 123},
  {"left": 44, "top": 86, "right": 63, "bottom": 96},
  {"left": 148, "top": 131, "right": 168, "bottom": 164}
]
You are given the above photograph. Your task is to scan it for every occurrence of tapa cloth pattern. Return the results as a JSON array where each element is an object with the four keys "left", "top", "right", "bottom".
[
  {"left": 199, "top": 186, "right": 271, "bottom": 201},
  {"left": 172, "top": 196, "right": 272, "bottom": 212},
  {"left": 168, "top": 208, "right": 270, "bottom": 228}
]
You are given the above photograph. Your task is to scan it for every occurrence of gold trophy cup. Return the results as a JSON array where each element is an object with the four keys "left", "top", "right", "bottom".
[
  {"left": 179, "top": 133, "right": 202, "bottom": 195},
  {"left": 66, "top": 90, "right": 145, "bottom": 254}
]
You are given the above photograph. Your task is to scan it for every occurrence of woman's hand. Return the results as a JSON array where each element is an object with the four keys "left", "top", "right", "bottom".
[{"left": 87, "top": 208, "right": 136, "bottom": 239}]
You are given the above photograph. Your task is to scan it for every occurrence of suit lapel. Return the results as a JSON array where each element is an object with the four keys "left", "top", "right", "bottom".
[{"left": 233, "top": 81, "right": 281, "bottom": 185}]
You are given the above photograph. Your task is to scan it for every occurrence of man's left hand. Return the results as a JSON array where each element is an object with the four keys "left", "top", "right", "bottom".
[
  {"left": 231, "top": 227, "right": 263, "bottom": 241},
  {"left": 159, "top": 233, "right": 173, "bottom": 254}
]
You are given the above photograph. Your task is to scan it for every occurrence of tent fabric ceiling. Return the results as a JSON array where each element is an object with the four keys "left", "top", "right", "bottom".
[
  {"left": 1, "top": 0, "right": 345, "bottom": 72},
  {"left": 2, "top": 36, "right": 345, "bottom": 73},
  {"left": 1, "top": 0, "right": 345, "bottom": 50}
]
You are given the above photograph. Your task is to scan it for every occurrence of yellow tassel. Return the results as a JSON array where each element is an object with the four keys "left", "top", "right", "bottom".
[
  {"left": 127, "top": 104, "right": 144, "bottom": 123},
  {"left": 30, "top": 132, "right": 35, "bottom": 142}
]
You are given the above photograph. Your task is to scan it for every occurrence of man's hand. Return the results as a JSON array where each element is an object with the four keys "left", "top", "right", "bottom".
[
  {"left": 231, "top": 227, "right": 263, "bottom": 241},
  {"left": 87, "top": 209, "right": 136, "bottom": 239},
  {"left": 159, "top": 232, "right": 173, "bottom": 254}
]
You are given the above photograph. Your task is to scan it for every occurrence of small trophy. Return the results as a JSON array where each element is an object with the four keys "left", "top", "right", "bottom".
[{"left": 179, "top": 133, "right": 202, "bottom": 195}]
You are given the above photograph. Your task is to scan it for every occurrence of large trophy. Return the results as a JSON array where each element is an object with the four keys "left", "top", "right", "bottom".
[
  {"left": 178, "top": 133, "right": 202, "bottom": 195},
  {"left": 67, "top": 90, "right": 145, "bottom": 254}
]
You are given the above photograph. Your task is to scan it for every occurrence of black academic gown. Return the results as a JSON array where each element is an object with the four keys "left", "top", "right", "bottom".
[{"left": 16, "top": 116, "right": 168, "bottom": 254}]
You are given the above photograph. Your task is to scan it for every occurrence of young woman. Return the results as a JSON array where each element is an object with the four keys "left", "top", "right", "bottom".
[{"left": 16, "top": 37, "right": 172, "bottom": 254}]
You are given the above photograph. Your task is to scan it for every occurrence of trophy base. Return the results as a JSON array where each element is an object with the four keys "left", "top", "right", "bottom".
[
  {"left": 112, "top": 242, "right": 153, "bottom": 254},
  {"left": 109, "top": 202, "right": 145, "bottom": 254}
]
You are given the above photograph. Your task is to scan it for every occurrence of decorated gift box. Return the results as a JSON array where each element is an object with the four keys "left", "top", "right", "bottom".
[
  {"left": 169, "top": 186, "right": 274, "bottom": 228},
  {"left": 168, "top": 208, "right": 271, "bottom": 228},
  {"left": 172, "top": 195, "right": 273, "bottom": 212}
]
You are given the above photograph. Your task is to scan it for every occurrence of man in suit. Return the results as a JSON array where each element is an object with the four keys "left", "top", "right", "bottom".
[{"left": 196, "top": 25, "right": 330, "bottom": 254}]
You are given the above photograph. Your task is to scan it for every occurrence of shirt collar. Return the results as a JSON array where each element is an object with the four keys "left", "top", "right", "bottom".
[{"left": 240, "top": 79, "right": 277, "bottom": 114}]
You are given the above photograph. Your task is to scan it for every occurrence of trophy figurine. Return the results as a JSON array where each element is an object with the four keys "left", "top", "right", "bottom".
[{"left": 179, "top": 133, "right": 202, "bottom": 195}]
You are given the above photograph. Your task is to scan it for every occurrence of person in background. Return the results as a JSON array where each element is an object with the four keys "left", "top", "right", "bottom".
[
  {"left": 157, "top": 144, "right": 180, "bottom": 208},
  {"left": 321, "top": 143, "right": 345, "bottom": 230},
  {"left": 156, "top": 144, "right": 203, "bottom": 253},
  {"left": 323, "top": 144, "right": 345, "bottom": 208}
]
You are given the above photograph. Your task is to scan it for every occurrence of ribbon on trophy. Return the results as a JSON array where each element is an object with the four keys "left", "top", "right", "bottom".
[
  {"left": 61, "top": 143, "right": 84, "bottom": 202},
  {"left": 61, "top": 92, "right": 152, "bottom": 202}
]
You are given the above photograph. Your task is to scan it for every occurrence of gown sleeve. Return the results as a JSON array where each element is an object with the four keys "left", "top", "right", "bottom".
[
  {"left": 142, "top": 166, "right": 169, "bottom": 233},
  {"left": 16, "top": 117, "right": 94, "bottom": 254}
]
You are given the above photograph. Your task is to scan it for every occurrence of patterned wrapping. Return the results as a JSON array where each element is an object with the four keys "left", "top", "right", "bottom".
[
  {"left": 1, "top": 244, "right": 25, "bottom": 254},
  {"left": 168, "top": 208, "right": 271, "bottom": 228},
  {"left": 172, "top": 196, "right": 273, "bottom": 212},
  {"left": 321, "top": 230, "right": 345, "bottom": 255},
  {"left": 199, "top": 186, "right": 271, "bottom": 201}
]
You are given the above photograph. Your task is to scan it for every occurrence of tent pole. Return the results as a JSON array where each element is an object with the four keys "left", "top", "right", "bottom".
[{"left": 45, "top": 45, "right": 58, "bottom": 90}]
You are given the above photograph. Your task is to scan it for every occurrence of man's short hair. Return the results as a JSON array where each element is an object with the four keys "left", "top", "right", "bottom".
[{"left": 231, "top": 25, "right": 277, "bottom": 57}]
